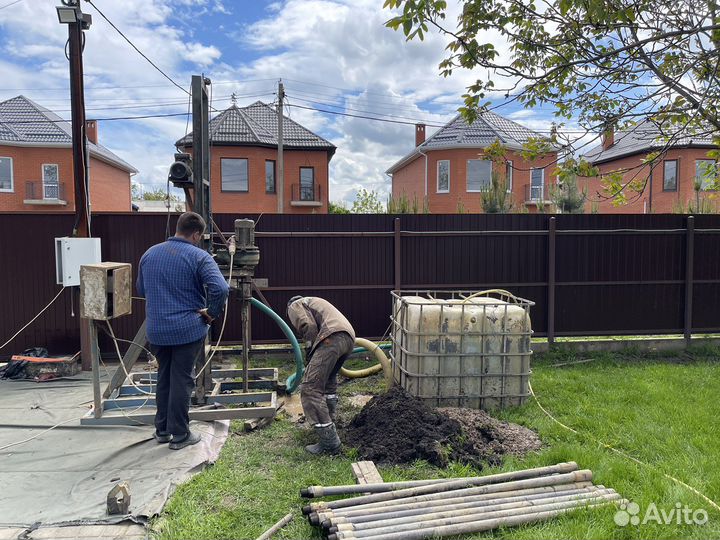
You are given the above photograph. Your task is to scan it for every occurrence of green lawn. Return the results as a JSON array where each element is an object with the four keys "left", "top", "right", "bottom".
[{"left": 151, "top": 348, "right": 720, "bottom": 540}]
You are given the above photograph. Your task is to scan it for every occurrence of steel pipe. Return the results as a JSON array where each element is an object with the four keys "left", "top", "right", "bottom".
[
  {"left": 312, "top": 481, "right": 593, "bottom": 524},
  {"left": 328, "top": 496, "right": 623, "bottom": 540},
  {"left": 321, "top": 485, "right": 602, "bottom": 528},
  {"left": 304, "top": 468, "right": 591, "bottom": 514},
  {"left": 332, "top": 489, "right": 618, "bottom": 533},
  {"left": 301, "top": 461, "right": 577, "bottom": 499}
]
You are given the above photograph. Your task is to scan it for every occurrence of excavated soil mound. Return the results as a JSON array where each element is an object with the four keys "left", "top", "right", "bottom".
[{"left": 343, "top": 387, "right": 541, "bottom": 468}]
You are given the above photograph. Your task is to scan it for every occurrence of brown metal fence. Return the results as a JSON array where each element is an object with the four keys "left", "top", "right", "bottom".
[{"left": 1, "top": 212, "right": 719, "bottom": 359}]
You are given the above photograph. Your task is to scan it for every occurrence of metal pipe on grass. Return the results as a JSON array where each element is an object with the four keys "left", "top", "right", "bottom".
[
  {"left": 328, "top": 497, "right": 623, "bottom": 540},
  {"left": 332, "top": 489, "right": 618, "bottom": 533},
  {"left": 304, "top": 469, "right": 592, "bottom": 514},
  {"left": 322, "top": 485, "right": 604, "bottom": 528},
  {"left": 301, "top": 461, "right": 578, "bottom": 499},
  {"left": 312, "top": 481, "right": 594, "bottom": 524}
]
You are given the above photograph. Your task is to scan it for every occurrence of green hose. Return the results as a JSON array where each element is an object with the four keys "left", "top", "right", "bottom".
[{"left": 249, "top": 297, "right": 304, "bottom": 394}]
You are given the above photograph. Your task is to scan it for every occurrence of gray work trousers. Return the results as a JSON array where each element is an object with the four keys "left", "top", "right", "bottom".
[{"left": 301, "top": 331, "right": 354, "bottom": 425}]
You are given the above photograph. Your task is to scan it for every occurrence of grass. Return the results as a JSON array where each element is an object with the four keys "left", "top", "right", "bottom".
[{"left": 151, "top": 347, "right": 720, "bottom": 540}]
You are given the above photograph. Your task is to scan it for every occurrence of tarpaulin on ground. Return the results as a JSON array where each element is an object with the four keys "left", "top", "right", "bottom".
[{"left": 0, "top": 372, "right": 228, "bottom": 527}]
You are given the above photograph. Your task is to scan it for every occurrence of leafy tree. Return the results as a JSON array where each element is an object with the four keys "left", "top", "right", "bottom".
[
  {"left": 384, "top": 0, "right": 720, "bottom": 203},
  {"left": 480, "top": 171, "right": 512, "bottom": 213},
  {"left": 387, "top": 192, "right": 430, "bottom": 213},
  {"left": 351, "top": 188, "right": 386, "bottom": 213},
  {"left": 328, "top": 201, "right": 351, "bottom": 214},
  {"left": 551, "top": 169, "right": 587, "bottom": 213},
  {"left": 478, "top": 140, "right": 513, "bottom": 213}
]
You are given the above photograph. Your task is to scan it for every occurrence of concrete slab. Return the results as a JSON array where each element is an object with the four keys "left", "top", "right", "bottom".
[{"left": 0, "top": 528, "right": 24, "bottom": 540}]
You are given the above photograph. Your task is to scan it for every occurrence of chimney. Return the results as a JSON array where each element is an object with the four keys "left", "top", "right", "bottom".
[
  {"left": 415, "top": 123, "right": 426, "bottom": 147},
  {"left": 86, "top": 120, "right": 98, "bottom": 145},
  {"left": 602, "top": 126, "right": 614, "bottom": 150}
]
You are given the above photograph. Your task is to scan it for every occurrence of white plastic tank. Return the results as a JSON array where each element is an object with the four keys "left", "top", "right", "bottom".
[{"left": 391, "top": 290, "right": 533, "bottom": 409}]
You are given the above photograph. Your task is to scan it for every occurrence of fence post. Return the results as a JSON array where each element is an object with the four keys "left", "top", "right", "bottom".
[
  {"left": 394, "top": 218, "right": 401, "bottom": 292},
  {"left": 684, "top": 215, "right": 695, "bottom": 347},
  {"left": 547, "top": 217, "right": 556, "bottom": 346}
]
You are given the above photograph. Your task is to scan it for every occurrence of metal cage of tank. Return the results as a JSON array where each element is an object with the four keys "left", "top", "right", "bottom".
[{"left": 390, "top": 290, "right": 535, "bottom": 410}]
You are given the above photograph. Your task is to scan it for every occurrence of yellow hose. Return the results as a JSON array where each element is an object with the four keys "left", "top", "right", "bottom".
[{"left": 340, "top": 337, "right": 393, "bottom": 388}]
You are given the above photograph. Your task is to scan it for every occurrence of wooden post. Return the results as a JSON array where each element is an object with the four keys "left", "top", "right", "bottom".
[
  {"left": 547, "top": 217, "right": 556, "bottom": 346},
  {"left": 394, "top": 218, "right": 401, "bottom": 292},
  {"left": 684, "top": 216, "right": 695, "bottom": 347}
]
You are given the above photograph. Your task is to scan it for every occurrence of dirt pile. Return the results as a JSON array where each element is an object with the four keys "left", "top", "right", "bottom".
[{"left": 343, "top": 387, "right": 541, "bottom": 468}]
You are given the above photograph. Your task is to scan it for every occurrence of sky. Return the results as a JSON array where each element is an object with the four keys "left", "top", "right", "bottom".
[{"left": 0, "top": 0, "right": 578, "bottom": 205}]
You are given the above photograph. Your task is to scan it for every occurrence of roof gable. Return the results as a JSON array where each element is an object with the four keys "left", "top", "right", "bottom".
[
  {"left": 0, "top": 95, "right": 137, "bottom": 173},
  {"left": 584, "top": 120, "right": 718, "bottom": 164},
  {"left": 386, "top": 110, "right": 554, "bottom": 174},
  {"left": 176, "top": 101, "right": 336, "bottom": 152}
]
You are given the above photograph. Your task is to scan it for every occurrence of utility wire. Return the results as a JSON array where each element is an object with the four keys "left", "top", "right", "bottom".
[
  {"left": 85, "top": 0, "right": 190, "bottom": 96},
  {"left": 0, "top": 288, "right": 65, "bottom": 352},
  {"left": 0, "top": 0, "right": 22, "bottom": 10}
]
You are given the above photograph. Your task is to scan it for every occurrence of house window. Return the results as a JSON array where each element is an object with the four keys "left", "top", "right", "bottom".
[
  {"left": 506, "top": 161, "right": 513, "bottom": 193},
  {"left": 42, "top": 164, "right": 59, "bottom": 199},
  {"left": 300, "top": 167, "right": 314, "bottom": 200},
  {"left": 695, "top": 159, "right": 716, "bottom": 191},
  {"left": 221, "top": 158, "right": 248, "bottom": 192},
  {"left": 0, "top": 157, "right": 13, "bottom": 192},
  {"left": 530, "top": 168, "right": 544, "bottom": 200},
  {"left": 663, "top": 160, "right": 678, "bottom": 191},
  {"left": 466, "top": 159, "right": 492, "bottom": 192},
  {"left": 265, "top": 160, "right": 276, "bottom": 193},
  {"left": 437, "top": 160, "right": 450, "bottom": 193}
]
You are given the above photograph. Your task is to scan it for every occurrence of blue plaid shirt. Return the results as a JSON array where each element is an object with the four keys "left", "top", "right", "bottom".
[{"left": 137, "top": 237, "right": 229, "bottom": 346}]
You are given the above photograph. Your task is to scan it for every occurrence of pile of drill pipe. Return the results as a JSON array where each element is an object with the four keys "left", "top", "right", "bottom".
[{"left": 300, "top": 462, "right": 625, "bottom": 540}]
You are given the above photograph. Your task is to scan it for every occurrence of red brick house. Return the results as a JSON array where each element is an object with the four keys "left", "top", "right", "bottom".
[
  {"left": 386, "top": 113, "right": 558, "bottom": 213},
  {"left": 176, "top": 101, "right": 336, "bottom": 214},
  {"left": 582, "top": 121, "right": 718, "bottom": 213},
  {"left": 0, "top": 96, "right": 137, "bottom": 213}
]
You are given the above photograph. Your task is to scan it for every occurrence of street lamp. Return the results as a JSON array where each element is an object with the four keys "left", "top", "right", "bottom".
[{"left": 56, "top": 2, "right": 92, "bottom": 28}]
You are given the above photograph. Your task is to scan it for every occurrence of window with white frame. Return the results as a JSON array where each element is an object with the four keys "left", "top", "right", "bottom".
[
  {"left": 221, "top": 158, "right": 249, "bottom": 192},
  {"left": 695, "top": 159, "right": 717, "bottom": 191},
  {"left": 42, "top": 164, "right": 59, "bottom": 199},
  {"left": 505, "top": 161, "right": 513, "bottom": 193},
  {"left": 437, "top": 160, "right": 450, "bottom": 192},
  {"left": 466, "top": 159, "right": 492, "bottom": 192},
  {"left": 530, "top": 168, "right": 544, "bottom": 200},
  {"left": 0, "top": 157, "right": 13, "bottom": 192},
  {"left": 663, "top": 160, "right": 678, "bottom": 191}
]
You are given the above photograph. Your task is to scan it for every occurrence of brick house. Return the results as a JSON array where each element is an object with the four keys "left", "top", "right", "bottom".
[
  {"left": 386, "top": 113, "right": 558, "bottom": 213},
  {"left": 582, "top": 121, "right": 718, "bottom": 213},
  {"left": 176, "top": 101, "right": 336, "bottom": 214},
  {"left": 0, "top": 96, "right": 137, "bottom": 213}
]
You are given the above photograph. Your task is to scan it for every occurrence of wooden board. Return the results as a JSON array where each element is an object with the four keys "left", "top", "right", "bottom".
[{"left": 351, "top": 461, "right": 384, "bottom": 485}]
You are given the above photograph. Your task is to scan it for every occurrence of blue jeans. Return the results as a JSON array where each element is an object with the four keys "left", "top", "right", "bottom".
[{"left": 150, "top": 338, "right": 204, "bottom": 437}]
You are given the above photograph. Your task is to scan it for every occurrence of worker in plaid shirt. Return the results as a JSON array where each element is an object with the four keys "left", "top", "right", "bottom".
[{"left": 137, "top": 212, "right": 229, "bottom": 449}]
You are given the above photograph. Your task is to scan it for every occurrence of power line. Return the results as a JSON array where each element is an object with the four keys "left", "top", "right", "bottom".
[
  {"left": 85, "top": 0, "right": 190, "bottom": 96},
  {"left": 287, "top": 102, "right": 447, "bottom": 128},
  {"left": 0, "top": 0, "right": 23, "bottom": 10},
  {"left": 287, "top": 94, "right": 451, "bottom": 126}
]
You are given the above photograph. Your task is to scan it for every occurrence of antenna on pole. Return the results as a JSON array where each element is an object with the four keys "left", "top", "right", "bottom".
[{"left": 231, "top": 92, "right": 237, "bottom": 106}]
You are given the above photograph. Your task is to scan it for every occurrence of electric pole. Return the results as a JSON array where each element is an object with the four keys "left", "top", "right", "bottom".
[
  {"left": 65, "top": 0, "right": 91, "bottom": 238},
  {"left": 277, "top": 79, "right": 285, "bottom": 213}
]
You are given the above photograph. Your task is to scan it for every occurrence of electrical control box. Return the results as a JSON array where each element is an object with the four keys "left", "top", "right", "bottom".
[
  {"left": 79, "top": 262, "right": 132, "bottom": 320},
  {"left": 55, "top": 237, "right": 102, "bottom": 287}
]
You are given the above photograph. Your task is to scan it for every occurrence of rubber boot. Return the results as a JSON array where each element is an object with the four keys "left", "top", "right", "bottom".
[
  {"left": 325, "top": 394, "right": 339, "bottom": 423},
  {"left": 305, "top": 423, "right": 341, "bottom": 455}
]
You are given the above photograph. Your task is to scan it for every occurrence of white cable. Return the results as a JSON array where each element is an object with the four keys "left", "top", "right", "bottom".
[
  {"left": 0, "top": 415, "right": 84, "bottom": 452},
  {"left": 193, "top": 249, "right": 234, "bottom": 380},
  {"left": 0, "top": 288, "right": 66, "bottom": 352},
  {"left": 105, "top": 320, "right": 154, "bottom": 395}
]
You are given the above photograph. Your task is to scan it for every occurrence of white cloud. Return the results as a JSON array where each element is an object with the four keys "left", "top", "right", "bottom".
[{"left": 0, "top": 0, "right": 543, "bottom": 208}]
